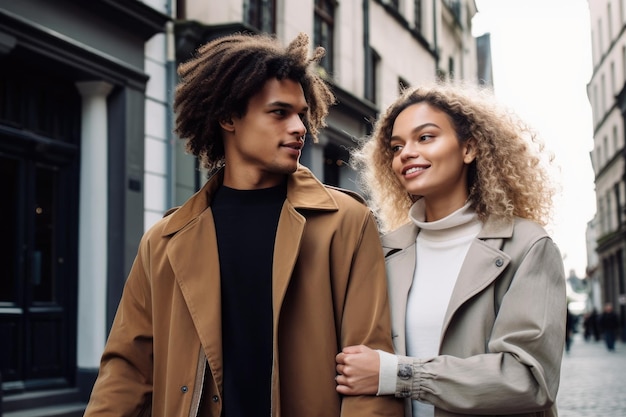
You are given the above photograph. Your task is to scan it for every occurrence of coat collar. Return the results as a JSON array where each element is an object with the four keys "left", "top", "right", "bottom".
[
  {"left": 381, "top": 214, "right": 514, "bottom": 252},
  {"left": 160, "top": 165, "right": 340, "bottom": 237},
  {"left": 382, "top": 215, "right": 516, "bottom": 354},
  {"left": 159, "top": 164, "right": 342, "bottom": 388}
]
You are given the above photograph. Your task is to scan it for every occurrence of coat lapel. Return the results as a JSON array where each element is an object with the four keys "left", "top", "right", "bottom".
[
  {"left": 272, "top": 166, "right": 339, "bottom": 331},
  {"left": 166, "top": 209, "right": 224, "bottom": 388},
  {"left": 440, "top": 216, "right": 514, "bottom": 341},
  {"left": 381, "top": 223, "right": 418, "bottom": 356},
  {"left": 161, "top": 172, "right": 224, "bottom": 388},
  {"left": 272, "top": 203, "right": 305, "bottom": 329}
]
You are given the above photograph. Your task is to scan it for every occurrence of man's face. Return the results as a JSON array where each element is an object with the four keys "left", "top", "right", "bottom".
[{"left": 221, "top": 78, "right": 309, "bottom": 189}]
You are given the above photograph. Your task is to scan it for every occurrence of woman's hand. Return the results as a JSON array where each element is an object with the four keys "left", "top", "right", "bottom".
[{"left": 335, "top": 344, "right": 380, "bottom": 395}]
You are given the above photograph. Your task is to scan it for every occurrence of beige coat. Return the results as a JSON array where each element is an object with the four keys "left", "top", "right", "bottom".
[
  {"left": 84, "top": 166, "right": 403, "bottom": 417},
  {"left": 381, "top": 216, "right": 566, "bottom": 417}
]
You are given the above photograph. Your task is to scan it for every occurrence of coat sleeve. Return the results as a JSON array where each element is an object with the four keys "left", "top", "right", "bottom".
[
  {"left": 83, "top": 233, "right": 155, "bottom": 417},
  {"left": 340, "top": 211, "right": 405, "bottom": 417},
  {"left": 394, "top": 236, "right": 566, "bottom": 415}
]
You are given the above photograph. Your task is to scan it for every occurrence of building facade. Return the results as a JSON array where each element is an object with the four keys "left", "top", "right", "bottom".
[
  {"left": 586, "top": 0, "right": 626, "bottom": 334},
  {"left": 0, "top": 0, "right": 488, "bottom": 415}
]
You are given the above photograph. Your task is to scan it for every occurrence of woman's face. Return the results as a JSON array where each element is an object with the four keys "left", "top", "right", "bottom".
[{"left": 389, "top": 102, "right": 475, "bottom": 216}]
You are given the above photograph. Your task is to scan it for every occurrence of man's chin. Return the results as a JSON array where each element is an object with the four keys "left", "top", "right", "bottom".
[{"left": 278, "top": 161, "right": 299, "bottom": 174}]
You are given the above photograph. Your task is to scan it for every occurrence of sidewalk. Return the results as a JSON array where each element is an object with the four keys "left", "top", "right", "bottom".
[{"left": 557, "top": 333, "right": 626, "bottom": 417}]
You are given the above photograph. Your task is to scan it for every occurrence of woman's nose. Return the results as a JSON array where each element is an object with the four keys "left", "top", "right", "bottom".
[{"left": 400, "top": 143, "right": 418, "bottom": 160}]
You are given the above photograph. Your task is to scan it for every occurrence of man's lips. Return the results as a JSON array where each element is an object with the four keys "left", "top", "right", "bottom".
[{"left": 282, "top": 142, "right": 303, "bottom": 150}]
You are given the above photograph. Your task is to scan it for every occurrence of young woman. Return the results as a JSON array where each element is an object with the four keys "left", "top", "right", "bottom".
[{"left": 335, "top": 81, "right": 567, "bottom": 417}]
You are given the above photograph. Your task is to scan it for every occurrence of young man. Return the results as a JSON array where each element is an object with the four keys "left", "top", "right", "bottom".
[{"left": 83, "top": 33, "right": 403, "bottom": 417}]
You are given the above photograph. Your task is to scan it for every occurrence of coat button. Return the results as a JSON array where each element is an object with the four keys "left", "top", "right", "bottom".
[
  {"left": 181, "top": 386, "right": 188, "bottom": 393},
  {"left": 398, "top": 364, "right": 412, "bottom": 380},
  {"left": 212, "top": 395, "right": 219, "bottom": 403},
  {"left": 495, "top": 258, "right": 504, "bottom": 267}
]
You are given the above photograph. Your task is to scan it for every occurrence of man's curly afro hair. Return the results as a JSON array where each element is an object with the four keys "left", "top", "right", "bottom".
[{"left": 173, "top": 32, "right": 336, "bottom": 172}]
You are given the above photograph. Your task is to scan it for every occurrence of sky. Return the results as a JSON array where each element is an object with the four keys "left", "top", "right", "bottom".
[{"left": 472, "top": 0, "right": 596, "bottom": 278}]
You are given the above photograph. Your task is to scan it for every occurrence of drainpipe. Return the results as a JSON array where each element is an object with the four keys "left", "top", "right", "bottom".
[
  {"left": 166, "top": 19, "right": 176, "bottom": 208},
  {"left": 363, "top": 0, "right": 372, "bottom": 100},
  {"left": 433, "top": 0, "right": 439, "bottom": 74}
]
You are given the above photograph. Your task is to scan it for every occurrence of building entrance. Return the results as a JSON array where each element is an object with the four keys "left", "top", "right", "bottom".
[{"left": 0, "top": 58, "right": 80, "bottom": 395}]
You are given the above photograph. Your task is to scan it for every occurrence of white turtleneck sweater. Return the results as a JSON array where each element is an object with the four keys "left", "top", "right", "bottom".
[{"left": 377, "top": 200, "right": 482, "bottom": 417}]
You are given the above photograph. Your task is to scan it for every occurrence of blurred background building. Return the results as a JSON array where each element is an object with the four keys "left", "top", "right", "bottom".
[
  {"left": 586, "top": 0, "right": 626, "bottom": 338},
  {"left": 0, "top": 0, "right": 489, "bottom": 415}
]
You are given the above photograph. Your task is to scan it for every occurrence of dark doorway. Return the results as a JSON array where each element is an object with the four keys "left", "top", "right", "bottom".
[{"left": 0, "top": 55, "right": 80, "bottom": 395}]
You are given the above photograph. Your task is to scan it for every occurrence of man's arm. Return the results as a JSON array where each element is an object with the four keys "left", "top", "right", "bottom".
[
  {"left": 84, "top": 237, "right": 154, "bottom": 417},
  {"left": 339, "top": 211, "right": 404, "bottom": 416}
]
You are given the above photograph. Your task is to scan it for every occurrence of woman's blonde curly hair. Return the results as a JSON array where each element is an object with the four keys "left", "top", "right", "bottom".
[{"left": 352, "top": 80, "right": 557, "bottom": 233}]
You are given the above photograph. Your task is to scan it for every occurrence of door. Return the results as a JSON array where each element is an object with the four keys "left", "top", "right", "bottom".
[
  {"left": 0, "top": 56, "right": 80, "bottom": 394},
  {"left": 0, "top": 142, "right": 79, "bottom": 393}
]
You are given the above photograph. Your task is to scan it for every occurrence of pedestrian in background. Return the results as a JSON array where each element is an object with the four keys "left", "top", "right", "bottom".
[
  {"left": 566, "top": 308, "right": 575, "bottom": 353},
  {"left": 83, "top": 32, "right": 403, "bottom": 417},
  {"left": 598, "top": 302, "right": 620, "bottom": 352},
  {"left": 583, "top": 308, "right": 600, "bottom": 342},
  {"left": 335, "top": 81, "right": 567, "bottom": 417}
]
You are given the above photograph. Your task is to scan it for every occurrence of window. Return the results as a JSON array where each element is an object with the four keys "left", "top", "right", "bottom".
[
  {"left": 614, "top": 182, "right": 622, "bottom": 227},
  {"left": 244, "top": 0, "right": 276, "bottom": 33},
  {"left": 398, "top": 77, "right": 410, "bottom": 95},
  {"left": 0, "top": 64, "right": 80, "bottom": 143},
  {"left": 606, "top": 191, "right": 614, "bottom": 232},
  {"left": 448, "top": 56, "right": 455, "bottom": 80},
  {"left": 601, "top": 74, "right": 606, "bottom": 114},
  {"left": 365, "top": 47, "right": 380, "bottom": 104},
  {"left": 314, "top": 0, "right": 335, "bottom": 76},
  {"left": 598, "top": 18, "right": 603, "bottom": 53},
  {"left": 599, "top": 198, "right": 606, "bottom": 233},
  {"left": 323, "top": 143, "right": 350, "bottom": 187},
  {"left": 606, "top": 3, "right": 613, "bottom": 39},
  {"left": 593, "top": 84, "right": 598, "bottom": 124},
  {"left": 613, "top": 125, "right": 618, "bottom": 155},
  {"left": 622, "top": 46, "right": 626, "bottom": 85},
  {"left": 611, "top": 61, "right": 616, "bottom": 94},
  {"left": 414, "top": 0, "right": 422, "bottom": 32},
  {"left": 443, "top": 0, "right": 461, "bottom": 23}
]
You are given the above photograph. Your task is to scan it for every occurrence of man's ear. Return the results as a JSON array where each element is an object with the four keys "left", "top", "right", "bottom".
[
  {"left": 463, "top": 138, "right": 477, "bottom": 164},
  {"left": 220, "top": 118, "right": 235, "bottom": 132}
]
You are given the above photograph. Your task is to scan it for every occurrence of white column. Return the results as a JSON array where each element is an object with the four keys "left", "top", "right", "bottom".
[{"left": 75, "top": 81, "right": 114, "bottom": 369}]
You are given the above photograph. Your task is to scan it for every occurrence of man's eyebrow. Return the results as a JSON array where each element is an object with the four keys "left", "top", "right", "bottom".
[{"left": 268, "top": 101, "right": 309, "bottom": 112}]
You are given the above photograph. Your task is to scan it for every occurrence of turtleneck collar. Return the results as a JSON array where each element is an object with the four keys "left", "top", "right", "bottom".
[{"left": 409, "top": 199, "right": 482, "bottom": 241}]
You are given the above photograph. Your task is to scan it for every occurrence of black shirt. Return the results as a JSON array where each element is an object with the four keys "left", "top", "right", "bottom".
[{"left": 211, "top": 181, "right": 286, "bottom": 417}]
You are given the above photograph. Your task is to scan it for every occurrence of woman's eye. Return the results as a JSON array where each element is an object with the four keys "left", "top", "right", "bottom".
[
  {"left": 419, "top": 134, "right": 433, "bottom": 141},
  {"left": 391, "top": 145, "right": 403, "bottom": 152}
]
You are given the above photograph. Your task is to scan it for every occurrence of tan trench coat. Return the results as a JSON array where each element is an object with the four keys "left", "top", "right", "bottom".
[
  {"left": 84, "top": 166, "right": 403, "bottom": 417},
  {"left": 382, "top": 216, "right": 566, "bottom": 417}
]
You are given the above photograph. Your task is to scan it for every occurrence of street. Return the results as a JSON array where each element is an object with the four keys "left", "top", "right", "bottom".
[{"left": 557, "top": 333, "right": 626, "bottom": 417}]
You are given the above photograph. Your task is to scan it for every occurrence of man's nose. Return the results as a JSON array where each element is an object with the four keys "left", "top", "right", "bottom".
[{"left": 290, "top": 115, "right": 307, "bottom": 137}]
